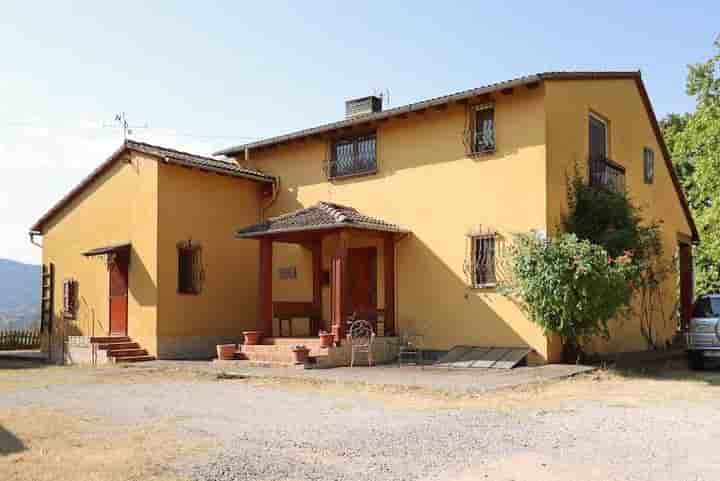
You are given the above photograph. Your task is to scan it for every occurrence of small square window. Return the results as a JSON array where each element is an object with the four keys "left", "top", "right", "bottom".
[
  {"left": 643, "top": 147, "right": 655, "bottom": 184},
  {"left": 178, "top": 246, "right": 203, "bottom": 294},
  {"left": 468, "top": 234, "right": 497, "bottom": 287}
]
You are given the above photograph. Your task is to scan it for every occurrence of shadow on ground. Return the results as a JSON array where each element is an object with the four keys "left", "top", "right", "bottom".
[
  {"left": 609, "top": 356, "right": 720, "bottom": 386},
  {"left": 0, "top": 359, "right": 50, "bottom": 371},
  {"left": 0, "top": 425, "right": 25, "bottom": 456}
]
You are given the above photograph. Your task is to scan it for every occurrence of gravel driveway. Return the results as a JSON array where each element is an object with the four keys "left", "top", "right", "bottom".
[{"left": 1, "top": 360, "right": 719, "bottom": 481}]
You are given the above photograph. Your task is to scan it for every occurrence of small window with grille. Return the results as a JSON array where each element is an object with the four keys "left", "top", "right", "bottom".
[
  {"left": 63, "top": 278, "right": 77, "bottom": 319},
  {"left": 327, "top": 133, "right": 377, "bottom": 179},
  {"left": 178, "top": 245, "right": 204, "bottom": 295},
  {"left": 469, "top": 234, "right": 497, "bottom": 287},
  {"left": 643, "top": 147, "right": 655, "bottom": 184}
]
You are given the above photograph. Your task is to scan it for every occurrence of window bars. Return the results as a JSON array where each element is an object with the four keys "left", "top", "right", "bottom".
[
  {"left": 62, "top": 278, "right": 77, "bottom": 319},
  {"left": 463, "top": 104, "right": 495, "bottom": 155},
  {"left": 324, "top": 134, "right": 377, "bottom": 179},
  {"left": 463, "top": 233, "right": 497, "bottom": 287}
]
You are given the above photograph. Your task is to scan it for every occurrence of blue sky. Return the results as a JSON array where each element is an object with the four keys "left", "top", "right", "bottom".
[{"left": 1, "top": 1, "right": 718, "bottom": 264}]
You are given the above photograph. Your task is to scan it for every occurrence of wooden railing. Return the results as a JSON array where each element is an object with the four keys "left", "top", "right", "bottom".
[
  {"left": 589, "top": 157, "right": 625, "bottom": 193},
  {"left": 0, "top": 329, "right": 41, "bottom": 350}
]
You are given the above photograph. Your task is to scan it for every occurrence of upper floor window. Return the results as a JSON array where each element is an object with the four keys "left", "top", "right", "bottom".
[
  {"left": 178, "top": 244, "right": 203, "bottom": 295},
  {"left": 328, "top": 133, "right": 377, "bottom": 179},
  {"left": 589, "top": 113, "right": 608, "bottom": 161},
  {"left": 643, "top": 147, "right": 655, "bottom": 184},
  {"left": 470, "top": 104, "right": 495, "bottom": 154}
]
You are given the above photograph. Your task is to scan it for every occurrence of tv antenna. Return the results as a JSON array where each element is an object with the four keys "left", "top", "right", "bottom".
[
  {"left": 373, "top": 88, "right": 390, "bottom": 107},
  {"left": 103, "top": 112, "right": 148, "bottom": 140}
]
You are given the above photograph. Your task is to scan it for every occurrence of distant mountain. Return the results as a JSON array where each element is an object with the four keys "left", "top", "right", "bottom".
[{"left": 0, "top": 259, "right": 41, "bottom": 330}]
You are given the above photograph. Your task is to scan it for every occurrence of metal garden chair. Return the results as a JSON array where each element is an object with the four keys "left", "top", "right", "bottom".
[{"left": 347, "top": 319, "right": 375, "bottom": 367}]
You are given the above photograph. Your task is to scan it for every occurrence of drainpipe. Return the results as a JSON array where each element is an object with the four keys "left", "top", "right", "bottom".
[
  {"left": 29, "top": 231, "right": 42, "bottom": 248},
  {"left": 244, "top": 147, "right": 280, "bottom": 221}
]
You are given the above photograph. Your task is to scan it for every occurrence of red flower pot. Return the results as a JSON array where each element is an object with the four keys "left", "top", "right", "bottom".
[
  {"left": 292, "top": 347, "right": 310, "bottom": 364},
  {"left": 216, "top": 344, "right": 237, "bottom": 360},
  {"left": 243, "top": 331, "right": 261, "bottom": 345},
  {"left": 318, "top": 332, "right": 334, "bottom": 348}
]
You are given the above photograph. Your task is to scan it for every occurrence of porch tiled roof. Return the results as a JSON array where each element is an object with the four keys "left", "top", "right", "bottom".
[{"left": 236, "top": 202, "right": 409, "bottom": 238}]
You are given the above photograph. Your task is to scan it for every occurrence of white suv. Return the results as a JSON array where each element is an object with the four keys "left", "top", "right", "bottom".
[{"left": 687, "top": 294, "right": 720, "bottom": 370}]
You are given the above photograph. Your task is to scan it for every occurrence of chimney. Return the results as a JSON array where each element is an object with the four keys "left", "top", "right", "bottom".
[{"left": 345, "top": 95, "right": 383, "bottom": 119}]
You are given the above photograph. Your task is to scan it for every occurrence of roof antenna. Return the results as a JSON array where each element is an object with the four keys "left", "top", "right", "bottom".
[{"left": 103, "top": 112, "right": 149, "bottom": 140}]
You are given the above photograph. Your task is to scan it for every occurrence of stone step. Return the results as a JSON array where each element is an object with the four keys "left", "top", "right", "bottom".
[
  {"left": 108, "top": 348, "right": 148, "bottom": 358},
  {"left": 90, "top": 336, "right": 130, "bottom": 344},
  {"left": 97, "top": 342, "right": 140, "bottom": 351},
  {"left": 113, "top": 355, "right": 155, "bottom": 363}
]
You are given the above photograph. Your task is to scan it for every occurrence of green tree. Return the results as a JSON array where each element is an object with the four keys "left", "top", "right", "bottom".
[{"left": 662, "top": 37, "right": 720, "bottom": 294}]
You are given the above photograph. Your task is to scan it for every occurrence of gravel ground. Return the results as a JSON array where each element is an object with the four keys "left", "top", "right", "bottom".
[{"left": 2, "top": 361, "right": 720, "bottom": 481}]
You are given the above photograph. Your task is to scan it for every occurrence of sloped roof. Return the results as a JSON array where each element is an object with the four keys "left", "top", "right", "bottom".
[
  {"left": 30, "top": 140, "right": 275, "bottom": 234},
  {"left": 216, "top": 70, "right": 698, "bottom": 243},
  {"left": 236, "top": 202, "right": 408, "bottom": 238}
]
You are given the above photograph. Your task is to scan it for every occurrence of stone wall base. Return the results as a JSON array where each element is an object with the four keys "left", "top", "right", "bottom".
[
  {"left": 157, "top": 335, "right": 244, "bottom": 360},
  {"left": 64, "top": 336, "right": 110, "bottom": 365}
]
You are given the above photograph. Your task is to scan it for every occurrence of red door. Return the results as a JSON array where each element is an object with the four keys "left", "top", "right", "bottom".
[
  {"left": 109, "top": 251, "right": 129, "bottom": 336},
  {"left": 679, "top": 243, "right": 694, "bottom": 331},
  {"left": 346, "top": 247, "right": 378, "bottom": 323}
]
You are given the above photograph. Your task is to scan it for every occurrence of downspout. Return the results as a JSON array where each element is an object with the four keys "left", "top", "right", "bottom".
[{"left": 243, "top": 146, "right": 280, "bottom": 221}]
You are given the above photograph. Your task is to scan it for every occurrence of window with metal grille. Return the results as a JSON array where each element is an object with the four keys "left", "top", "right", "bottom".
[
  {"left": 643, "top": 147, "right": 654, "bottom": 184},
  {"left": 178, "top": 246, "right": 203, "bottom": 294},
  {"left": 469, "top": 235, "right": 496, "bottom": 286},
  {"left": 473, "top": 105, "right": 495, "bottom": 153},
  {"left": 589, "top": 114, "right": 608, "bottom": 161},
  {"left": 63, "top": 278, "right": 77, "bottom": 319},
  {"left": 328, "top": 134, "right": 377, "bottom": 178}
]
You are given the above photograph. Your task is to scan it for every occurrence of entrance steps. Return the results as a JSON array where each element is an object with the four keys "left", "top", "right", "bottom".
[
  {"left": 91, "top": 336, "right": 155, "bottom": 363},
  {"left": 236, "top": 337, "right": 327, "bottom": 365}
]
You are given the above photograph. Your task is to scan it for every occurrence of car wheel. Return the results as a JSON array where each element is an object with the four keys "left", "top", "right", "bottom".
[{"left": 689, "top": 351, "right": 705, "bottom": 370}]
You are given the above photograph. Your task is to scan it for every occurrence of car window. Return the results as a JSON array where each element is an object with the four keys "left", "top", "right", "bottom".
[{"left": 693, "top": 297, "right": 720, "bottom": 318}]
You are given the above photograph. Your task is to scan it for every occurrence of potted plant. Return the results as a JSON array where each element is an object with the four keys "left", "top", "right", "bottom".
[
  {"left": 318, "top": 330, "right": 334, "bottom": 348},
  {"left": 216, "top": 343, "right": 237, "bottom": 360},
  {"left": 291, "top": 345, "right": 310, "bottom": 364},
  {"left": 243, "top": 331, "right": 261, "bottom": 345}
]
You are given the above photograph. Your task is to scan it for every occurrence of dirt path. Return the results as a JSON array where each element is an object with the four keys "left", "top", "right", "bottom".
[{"left": 1, "top": 360, "right": 719, "bottom": 481}]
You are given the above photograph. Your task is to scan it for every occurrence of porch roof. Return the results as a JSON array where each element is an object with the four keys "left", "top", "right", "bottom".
[
  {"left": 82, "top": 242, "right": 131, "bottom": 257},
  {"left": 235, "top": 202, "right": 409, "bottom": 239}
]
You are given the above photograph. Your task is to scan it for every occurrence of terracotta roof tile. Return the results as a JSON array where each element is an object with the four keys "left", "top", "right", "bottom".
[{"left": 236, "top": 202, "right": 408, "bottom": 238}]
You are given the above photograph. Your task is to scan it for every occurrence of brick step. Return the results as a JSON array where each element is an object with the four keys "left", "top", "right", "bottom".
[
  {"left": 90, "top": 336, "right": 130, "bottom": 344},
  {"left": 113, "top": 355, "right": 156, "bottom": 363},
  {"left": 98, "top": 342, "right": 140, "bottom": 351},
  {"left": 108, "top": 348, "right": 148, "bottom": 357},
  {"left": 262, "top": 337, "right": 323, "bottom": 348}
]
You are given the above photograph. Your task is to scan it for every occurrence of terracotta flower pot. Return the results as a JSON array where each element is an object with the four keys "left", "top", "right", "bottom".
[
  {"left": 318, "top": 332, "right": 334, "bottom": 348},
  {"left": 292, "top": 347, "right": 310, "bottom": 364},
  {"left": 216, "top": 344, "right": 236, "bottom": 360},
  {"left": 243, "top": 331, "right": 261, "bottom": 345}
]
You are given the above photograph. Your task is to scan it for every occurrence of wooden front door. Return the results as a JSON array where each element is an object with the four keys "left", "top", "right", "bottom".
[
  {"left": 109, "top": 251, "right": 129, "bottom": 336},
  {"left": 679, "top": 243, "right": 694, "bottom": 330},
  {"left": 346, "top": 247, "right": 377, "bottom": 321}
]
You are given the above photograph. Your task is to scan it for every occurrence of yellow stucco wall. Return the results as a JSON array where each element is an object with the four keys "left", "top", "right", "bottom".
[
  {"left": 544, "top": 78, "right": 693, "bottom": 356},
  {"left": 243, "top": 86, "right": 553, "bottom": 360},
  {"left": 155, "top": 162, "right": 262, "bottom": 358},
  {"left": 41, "top": 152, "right": 159, "bottom": 356}
]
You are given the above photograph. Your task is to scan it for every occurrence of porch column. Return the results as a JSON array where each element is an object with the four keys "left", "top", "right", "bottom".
[
  {"left": 258, "top": 238, "right": 273, "bottom": 336},
  {"left": 331, "top": 230, "right": 349, "bottom": 344},
  {"left": 383, "top": 233, "right": 396, "bottom": 335},
  {"left": 311, "top": 239, "right": 322, "bottom": 335}
]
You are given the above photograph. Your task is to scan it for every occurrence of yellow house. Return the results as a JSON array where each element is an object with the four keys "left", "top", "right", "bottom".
[{"left": 31, "top": 71, "right": 698, "bottom": 365}]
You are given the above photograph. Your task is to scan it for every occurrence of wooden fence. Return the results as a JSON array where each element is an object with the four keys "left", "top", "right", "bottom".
[{"left": 0, "top": 330, "right": 41, "bottom": 350}]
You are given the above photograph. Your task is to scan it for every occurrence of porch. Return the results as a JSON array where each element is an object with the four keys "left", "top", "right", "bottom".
[{"left": 235, "top": 202, "right": 409, "bottom": 366}]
